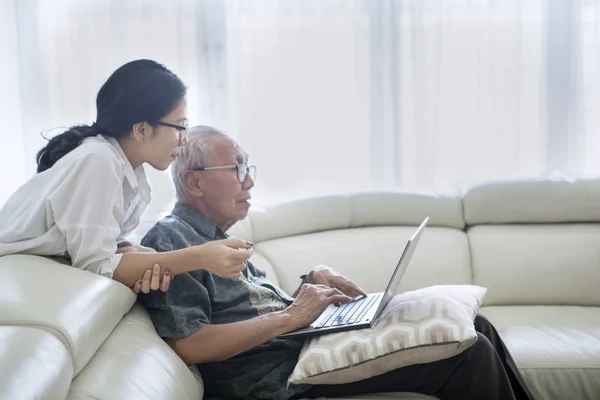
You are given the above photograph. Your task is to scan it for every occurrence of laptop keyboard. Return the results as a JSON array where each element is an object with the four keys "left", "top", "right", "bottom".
[{"left": 314, "top": 294, "right": 381, "bottom": 329}]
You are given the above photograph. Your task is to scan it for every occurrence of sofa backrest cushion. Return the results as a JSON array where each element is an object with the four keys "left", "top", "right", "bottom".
[
  {"left": 464, "top": 178, "right": 600, "bottom": 306},
  {"left": 255, "top": 226, "right": 472, "bottom": 296},
  {"left": 470, "top": 224, "right": 600, "bottom": 306},
  {"left": 464, "top": 178, "right": 600, "bottom": 225},
  {"left": 238, "top": 191, "right": 464, "bottom": 244}
]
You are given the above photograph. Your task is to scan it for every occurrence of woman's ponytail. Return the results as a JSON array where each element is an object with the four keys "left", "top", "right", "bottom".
[{"left": 36, "top": 125, "right": 100, "bottom": 173}]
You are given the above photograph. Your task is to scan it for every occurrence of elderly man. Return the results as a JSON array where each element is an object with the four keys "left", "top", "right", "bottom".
[{"left": 138, "top": 126, "right": 534, "bottom": 400}]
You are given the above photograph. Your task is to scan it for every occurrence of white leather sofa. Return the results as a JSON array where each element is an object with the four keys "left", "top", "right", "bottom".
[{"left": 1, "top": 178, "right": 599, "bottom": 400}]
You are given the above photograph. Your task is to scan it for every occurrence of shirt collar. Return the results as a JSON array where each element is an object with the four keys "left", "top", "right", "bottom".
[
  {"left": 171, "top": 202, "right": 227, "bottom": 240},
  {"left": 104, "top": 135, "right": 140, "bottom": 190}
]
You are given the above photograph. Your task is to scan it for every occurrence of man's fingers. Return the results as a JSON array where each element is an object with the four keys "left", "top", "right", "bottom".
[
  {"left": 338, "top": 281, "right": 367, "bottom": 298},
  {"left": 310, "top": 272, "right": 329, "bottom": 285},
  {"left": 325, "top": 287, "right": 346, "bottom": 297},
  {"left": 235, "top": 263, "right": 247, "bottom": 272},
  {"left": 141, "top": 269, "right": 152, "bottom": 293},
  {"left": 231, "top": 247, "right": 254, "bottom": 262},
  {"left": 340, "top": 288, "right": 361, "bottom": 298},
  {"left": 334, "top": 281, "right": 356, "bottom": 296},
  {"left": 160, "top": 269, "right": 171, "bottom": 292},
  {"left": 221, "top": 239, "right": 255, "bottom": 249},
  {"left": 150, "top": 264, "right": 161, "bottom": 290},
  {"left": 348, "top": 281, "right": 368, "bottom": 297},
  {"left": 329, "top": 276, "right": 366, "bottom": 297},
  {"left": 132, "top": 279, "right": 143, "bottom": 294},
  {"left": 330, "top": 294, "right": 353, "bottom": 305},
  {"left": 324, "top": 287, "right": 353, "bottom": 307},
  {"left": 311, "top": 284, "right": 330, "bottom": 291},
  {"left": 227, "top": 271, "right": 243, "bottom": 279}
]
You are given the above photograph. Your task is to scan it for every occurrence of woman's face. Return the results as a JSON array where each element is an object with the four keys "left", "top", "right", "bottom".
[{"left": 144, "top": 98, "right": 188, "bottom": 171}]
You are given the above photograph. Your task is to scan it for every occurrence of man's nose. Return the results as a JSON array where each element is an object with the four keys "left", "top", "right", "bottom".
[{"left": 243, "top": 175, "right": 255, "bottom": 189}]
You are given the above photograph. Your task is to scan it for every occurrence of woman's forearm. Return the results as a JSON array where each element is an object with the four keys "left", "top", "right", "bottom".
[{"left": 112, "top": 247, "right": 199, "bottom": 286}]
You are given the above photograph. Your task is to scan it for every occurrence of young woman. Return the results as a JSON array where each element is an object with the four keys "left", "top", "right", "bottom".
[{"left": 0, "top": 59, "right": 252, "bottom": 293}]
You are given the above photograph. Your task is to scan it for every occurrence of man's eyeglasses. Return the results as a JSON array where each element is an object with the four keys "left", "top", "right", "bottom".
[
  {"left": 192, "top": 163, "right": 257, "bottom": 184},
  {"left": 154, "top": 120, "right": 189, "bottom": 144}
]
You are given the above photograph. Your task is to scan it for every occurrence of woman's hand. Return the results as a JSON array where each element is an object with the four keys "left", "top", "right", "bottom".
[
  {"left": 194, "top": 239, "right": 254, "bottom": 279},
  {"left": 117, "top": 243, "right": 170, "bottom": 293},
  {"left": 131, "top": 263, "right": 172, "bottom": 294}
]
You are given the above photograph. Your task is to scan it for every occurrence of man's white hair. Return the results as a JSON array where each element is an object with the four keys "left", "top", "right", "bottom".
[{"left": 171, "top": 125, "right": 228, "bottom": 201}]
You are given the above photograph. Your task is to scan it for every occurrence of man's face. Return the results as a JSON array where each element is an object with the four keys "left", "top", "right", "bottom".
[{"left": 197, "top": 136, "right": 254, "bottom": 228}]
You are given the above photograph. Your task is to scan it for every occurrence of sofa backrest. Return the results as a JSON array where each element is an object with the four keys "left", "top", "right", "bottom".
[
  {"left": 229, "top": 192, "right": 473, "bottom": 296},
  {"left": 464, "top": 178, "right": 600, "bottom": 306},
  {"left": 230, "top": 178, "right": 600, "bottom": 307}
]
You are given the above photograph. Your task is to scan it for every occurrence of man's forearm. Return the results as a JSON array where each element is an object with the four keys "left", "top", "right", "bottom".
[{"left": 166, "top": 311, "right": 295, "bottom": 365}]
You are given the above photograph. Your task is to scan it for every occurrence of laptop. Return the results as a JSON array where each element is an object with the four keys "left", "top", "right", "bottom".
[{"left": 279, "top": 217, "right": 429, "bottom": 339}]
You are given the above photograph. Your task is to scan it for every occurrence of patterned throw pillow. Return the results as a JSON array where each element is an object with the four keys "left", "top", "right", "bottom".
[{"left": 288, "top": 285, "right": 487, "bottom": 385}]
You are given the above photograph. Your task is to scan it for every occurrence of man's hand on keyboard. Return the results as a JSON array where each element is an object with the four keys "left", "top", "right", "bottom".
[
  {"left": 284, "top": 284, "right": 352, "bottom": 330},
  {"left": 307, "top": 265, "right": 367, "bottom": 298}
]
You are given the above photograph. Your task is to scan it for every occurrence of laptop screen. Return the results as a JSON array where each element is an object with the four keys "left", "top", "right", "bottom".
[{"left": 370, "top": 217, "right": 429, "bottom": 323}]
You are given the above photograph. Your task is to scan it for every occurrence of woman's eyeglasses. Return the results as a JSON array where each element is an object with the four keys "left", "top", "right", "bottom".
[{"left": 154, "top": 120, "right": 189, "bottom": 144}]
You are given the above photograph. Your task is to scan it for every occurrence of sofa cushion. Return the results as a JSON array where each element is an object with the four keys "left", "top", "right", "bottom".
[
  {"left": 244, "top": 191, "right": 464, "bottom": 243},
  {"left": 469, "top": 225, "right": 600, "bottom": 306},
  {"left": 463, "top": 178, "right": 600, "bottom": 225},
  {"left": 289, "top": 285, "right": 486, "bottom": 385},
  {"left": 67, "top": 303, "right": 204, "bottom": 400},
  {"left": 255, "top": 226, "right": 472, "bottom": 296},
  {"left": 0, "top": 255, "right": 136, "bottom": 375},
  {"left": 480, "top": 305, "right": 600, "bottom": 400},
  {"left": 0, "top": 325, "right": 73, "bottom": 400}
]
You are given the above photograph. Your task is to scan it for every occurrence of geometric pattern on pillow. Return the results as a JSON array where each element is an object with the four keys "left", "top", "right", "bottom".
[{"left": 289, "top": 285, "right": 487, "bottom": 386}]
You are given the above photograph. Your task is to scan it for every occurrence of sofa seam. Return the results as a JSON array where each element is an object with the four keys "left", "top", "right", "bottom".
[{"left": 465, "top": 227, "right": 476, "bottom": 286}]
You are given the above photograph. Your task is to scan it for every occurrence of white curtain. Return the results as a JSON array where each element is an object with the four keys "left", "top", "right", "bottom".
[
  {"left": 1, "top": 0, "right": 26, "bottom": 206},
  {"left": 2, "top": 0, "right": 600, "bottom": 211},
  {"left": 0, "top": 0, "right": 219, "bottom": 212}
]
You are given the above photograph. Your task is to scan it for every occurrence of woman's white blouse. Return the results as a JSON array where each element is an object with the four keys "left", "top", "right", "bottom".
[{"left": 0, "top": 135, "right": 151, "bottom": 277}]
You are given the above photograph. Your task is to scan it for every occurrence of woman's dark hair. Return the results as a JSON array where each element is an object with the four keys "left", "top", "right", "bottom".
[{"left": 36, "top": 59, "right": 187, "bottom": 173}]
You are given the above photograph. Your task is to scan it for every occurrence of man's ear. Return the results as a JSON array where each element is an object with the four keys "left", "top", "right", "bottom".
[
  {"left": 183, "top": 171, "right": 204, "bottom": 197},
  {"left": 131, "top": 122, "right": 150, "bottom": 142}
]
